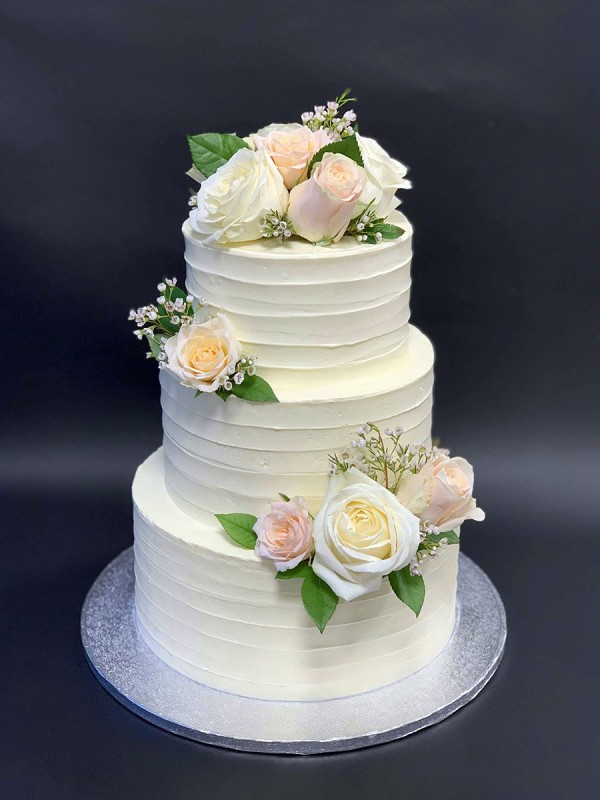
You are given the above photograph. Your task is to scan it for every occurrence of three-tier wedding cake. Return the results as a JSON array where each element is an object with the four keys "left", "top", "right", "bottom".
[{"left": 129, "top": 91, "right": 484, "bottom": 702}]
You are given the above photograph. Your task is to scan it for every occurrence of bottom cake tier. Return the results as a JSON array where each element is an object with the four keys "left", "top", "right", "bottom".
[{"left": 133, "top": 450, "right": 459, "bottom": 702}]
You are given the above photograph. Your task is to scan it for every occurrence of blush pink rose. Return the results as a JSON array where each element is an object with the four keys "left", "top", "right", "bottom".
[
  {"left": 399, "top": 453, "right": 484, "bottom": 532},
  {"left": 287, "top": 152, "right": 366, "bottom": 243},
  {"left": 253, "top": 496, "right": 314, "bottom": 571},
  {"left": 251, "top": 123, "right": 331, "bottom": 189}
]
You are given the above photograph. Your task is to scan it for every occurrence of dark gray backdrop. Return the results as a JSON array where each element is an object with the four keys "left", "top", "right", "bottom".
[{"left": 2, "top": 1, "right": 599, "bottom": 798}]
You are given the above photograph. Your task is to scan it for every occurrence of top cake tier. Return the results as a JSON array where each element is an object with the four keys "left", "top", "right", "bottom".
[{"left": 183, "top": 211, "right": 413, "bottom": 380}]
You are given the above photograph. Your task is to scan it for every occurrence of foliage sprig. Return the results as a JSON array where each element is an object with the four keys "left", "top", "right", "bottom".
[{"left": 346, "top": 199, "right": 404, "bottom": 244}]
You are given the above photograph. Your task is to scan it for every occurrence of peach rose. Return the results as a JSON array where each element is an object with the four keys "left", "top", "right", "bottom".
[
  {"left": 397, "top": 453, "right": 485, "bottom": 532},
  {"left": 163, "top": 313, "right": 240, "bottom": 393},
  {"left": 287, "top": 152, "right": 366, "bottom": 243},
  {"left": 250, "top": 123, "right": 331, "bottom": 189},
  {"left": 254, "top": 497, "right": 314, "bottom": 571}
]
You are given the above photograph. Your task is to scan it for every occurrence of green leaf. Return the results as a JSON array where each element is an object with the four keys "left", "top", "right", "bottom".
[
  {"left": 215, "top": 387, "right": 231, "bottom": 401},
  {"left": 215, "top": 513, "right": 258, "bottom": 549},
  {"left": 275, "top": 560, "right": 313, "bottom": 580},
  {"left": 426, "top": 529, "right": 460, "bottom": 546},
  {"left": 301, "top": 571, "right": 339, "bottom": 633},
  {"left": 230, "top": 374, "right": 278, "bottom": 403},
  {"left": 372, "top": 223, "right": 404, "bottom": 240},
  {"left": 187, "top": 133, "right": 249, "bottom": 178},
  {"left": 308, "top": 134, "right": 364, "bottom": 175},
  {"left": 278, "top": 493, "right": 291, "bottom": 502},
  {"left": 389, "top": 566, "right": 425, "bottom": 617}
]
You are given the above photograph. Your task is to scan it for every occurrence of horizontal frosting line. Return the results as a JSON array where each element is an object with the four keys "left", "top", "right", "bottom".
[
  {"left": 162, "top": 419, "right": 432, "bottom": 479},
  {"left": 161, "top": 394, "right": 432, "bottom": 441},
  {"left": 134, "top": 528, "right": 454, "bottom": 604},
  {"left": 195, "top": 287, "right": 410, "bottom": 327},
  {"left": 135, "top": 615, "right": 455, "bottom": 700},
  {"left": 134, "top": 508, "right": 453, "bottom": 589},
  {"left": 135, "top": 589, "right": 455, "bottom": 665},
  {"left": 242, "top": 333, "right": 410, "bottom": 371},
  {"left": 135, "top": 555, "right": 454, "bottom": 638},
  {"left": 164, "top": 448, "right": 331, "bottom": 497},
  {"left": 161, "top": 387, "right": 433, "bottom": 438},
  {"left": 186, "top": 269, "right": 411, "bottom": 314},
  {"left": 161, "top": 413, "right": 432, "bottom": 470},
  {"left": 224, "top": 306, "right": 410, "bottom": 347},
  {"left": 185, "top": 250, "right": 412, "bottom": 288}
]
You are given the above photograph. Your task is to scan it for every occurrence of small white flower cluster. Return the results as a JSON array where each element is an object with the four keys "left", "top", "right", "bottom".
[
  {"left": 412, "top": 521, "right": 451, "bottom": 572},
  {"left": 219, "top": 354, "right": 257, "bottom": 393},
  {"left": 188, "top": 193, "right": 198, "bottom": 208},
  {"left": 346, "top": 200, "right": 401, "bottom": 245},
  {"left": 351, "top": 212, "right": 383, "bottom": 243},
  {"left": 329, "top": 423, "right": 442, "bottom": 492},
  {"left": 301, "top": 89, "right": 357, "bottom": 142},
  {"left": 129, "top": 304, "right": 159, "bottom": 329},
  {"left": 129, "top": 277, "right": 196, "bottom": 362},
  {"left": 259, "top": 210, "right": 295, "bottom": 240}
]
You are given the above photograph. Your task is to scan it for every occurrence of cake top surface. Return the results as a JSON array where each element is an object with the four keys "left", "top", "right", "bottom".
[{"left": 185, "top": 89, "right": 412, "bottom": 249}]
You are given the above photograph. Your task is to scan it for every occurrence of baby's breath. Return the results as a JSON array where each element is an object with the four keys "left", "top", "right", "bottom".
[
  {"left": 346, "top": 199, "right": 404, "bottom": 244},
  {"left": 259, "top": 210, "right": 295, "bottom": 241},
  {"left": 129, "top": 278, "right": 197, "bottom": 362},
  {"left": 301, "top": 88, "right": 357, "bottom": 142},
  {"left": 330, "top": 422, "right": 434, "bottom": 492}
]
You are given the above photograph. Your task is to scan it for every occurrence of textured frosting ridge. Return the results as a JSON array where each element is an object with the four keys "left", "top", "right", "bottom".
[
  {"left": 133, "top": 451, "right": 458, "bottom": 701},
  {"left": 161, "top": 325, "right": 434, "bottom": 519},
  {"left": 183, "top": 211, "right": 412, "bottom": 375}
]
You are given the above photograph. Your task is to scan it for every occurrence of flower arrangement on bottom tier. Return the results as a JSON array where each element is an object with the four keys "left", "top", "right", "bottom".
[{"left": 216, "top": 423, "right": 484, "bottom": 632}]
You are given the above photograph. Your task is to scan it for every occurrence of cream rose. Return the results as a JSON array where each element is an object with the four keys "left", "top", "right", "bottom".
[
  {"left": 312, "top": 468, "right": 420, "bottom": 601},
  {"left": 189, "top": 147, "right": 288, "bottom": 244},
  {"left": 249, "top": 123, "right": 331, "bottom": 189},
  {"left": 287, "top": 152, "right": 366, "bottom": 243},
  {"left": 356, "top": 134, "right": 411, "bottom": 217},
  {"left": 254, "top": 496, "right": 314, "bottom": 571},
  {"left": 397, "top": 453, "right": 485, "bottom": 532},
  {"left": 163, "top": 313, "right": 240, "bottom": 393}
]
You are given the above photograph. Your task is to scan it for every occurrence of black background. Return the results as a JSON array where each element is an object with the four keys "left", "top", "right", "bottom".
[{"left": 2, "top": 1, "right": 600, "bottom": 797}]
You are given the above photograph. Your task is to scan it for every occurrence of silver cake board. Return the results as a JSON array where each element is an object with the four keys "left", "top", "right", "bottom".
[{"left": 81, "top": 548, "right": 506, "bottom": 755}]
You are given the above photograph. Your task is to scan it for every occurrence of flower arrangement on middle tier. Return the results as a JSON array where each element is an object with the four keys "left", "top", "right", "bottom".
[
  {"left": 186, "top": 89, "right": 411, "bottom": 246},
  {"left": 216, "top": 423, "right": 485, "bottom": 632},
  {"left": 129, "top": 277, "right": 278, "bottom": 402}
]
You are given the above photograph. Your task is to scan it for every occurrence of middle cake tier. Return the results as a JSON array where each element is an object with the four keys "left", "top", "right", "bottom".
[{"left": 162, "top": 324, "right": 434, "bottom": 521}]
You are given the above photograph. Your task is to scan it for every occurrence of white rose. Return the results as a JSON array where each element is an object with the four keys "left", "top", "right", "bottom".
[
  {"left": 312, "top": 468, "right": 420, "bottom": 601},
  {"left": 356, "top": 134, "right": 411, "bottom": 217},
  {"left": 189, "top": 148, "right": 288, "bottom": 244},
  {"left": 163, "top": 313, "right": 240, "bottom": 393}
]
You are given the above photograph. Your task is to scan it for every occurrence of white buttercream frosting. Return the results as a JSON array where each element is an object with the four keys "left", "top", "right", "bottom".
[
  {"left": 183, "top": 211, "right": 412, "bottom": 374},
  {"left": 129, "top": 210, "right": 461, "bottom": 702},
  {"left": 161, "top": 325, "right": 434, "bottom": 520},
  {"left": 133, "top": 451, "right": 458, "bottom": 701}
]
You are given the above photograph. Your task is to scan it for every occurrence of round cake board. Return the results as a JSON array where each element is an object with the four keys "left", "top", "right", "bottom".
[{"left": 81, "top": 548, "right": 506, "bottom": 755}]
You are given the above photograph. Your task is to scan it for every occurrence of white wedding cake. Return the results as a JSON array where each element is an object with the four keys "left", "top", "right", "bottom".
[{"left": 129, "top": 92, "right": 483, "bottom": 702}]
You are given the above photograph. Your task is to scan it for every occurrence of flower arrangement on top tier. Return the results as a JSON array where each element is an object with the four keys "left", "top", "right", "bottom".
[
  {"left": 216, "top": 423, "right": 484, "bottom": 632},
  {"left": 186, "top": 89, "right": 411, "bottom": 246},
  {"left": 129, "top": 277, "right": 278, "bottom": 403}
]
